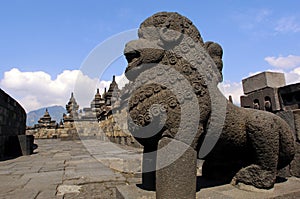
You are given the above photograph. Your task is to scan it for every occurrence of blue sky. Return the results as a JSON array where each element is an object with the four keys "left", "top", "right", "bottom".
[{"left": 1, "top": 0, "right": 300, "bottom": 112}]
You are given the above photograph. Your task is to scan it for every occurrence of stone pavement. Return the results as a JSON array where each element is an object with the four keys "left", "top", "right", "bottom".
[
  {"left": 0, "top": 139, "right": 142, "bottom": 199},
  {"left": 116, "top": 177, "right": 300, "bottom": 199},
  {"left": 1, "top": 139, "right": 300, "bottom": 199}
]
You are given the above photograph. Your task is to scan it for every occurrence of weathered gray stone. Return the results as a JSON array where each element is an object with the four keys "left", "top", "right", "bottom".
[
  {"left": 18, "top": 135, "right": 34, "bottom": 155},
  {"left": 278, "top": 83, "right": 300, "bottom": 110},
  {"left": 276, "top": 111, "right": 295, "bottom": 134},
  {"left": 241, "top": 87, "right": 281, "bottom": 111},
  {"left": 0, "top": 88, "right": 36, "bottom": 159},
  {"left": 57, "top": 185, "right": 81, "bottom": 196},
  {"left": 116, "top": 185, "right": 155, "bottom": 199},
  {"left": 156, "top": 137, "right": 197, "bottom": 199},
  {"left": 116, "top": 177, "right": 300, "bottom": 199},
  {"left": 293, "top": 110, "right": 300, "bottom": 142},
  {"left": 141, "top": 145, "right": 157, "bottom": 190},
  {"left": 242, "top": 72, "right": 286, "bottom": 95},
  {"left": 36, "top": 189, "right": 63, "bottom": 199},
  {"left": 290, "top": 142, "right": 300, "bottom": 177},
  {"left": 3, "top": 188, "right": 40, "bottom": 199},
  {"left": 123, "top": 11, "right": 296, "bottom": 192},
  {"left": 0, "top": 139, "right": 299, "bottom": 198}
]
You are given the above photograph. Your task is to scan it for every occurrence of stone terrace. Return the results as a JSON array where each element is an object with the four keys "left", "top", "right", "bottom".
[
  {"left": 0, "top": 139, "right": 300, "bottom": 199},
  {"left": 0, "top": 139, "right": 142, "bottom": 199}
]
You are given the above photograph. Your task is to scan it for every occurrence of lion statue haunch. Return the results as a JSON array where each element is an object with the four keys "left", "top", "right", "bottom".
[{"left": 123, "top": 11, "right": 295, "bottom": 192}]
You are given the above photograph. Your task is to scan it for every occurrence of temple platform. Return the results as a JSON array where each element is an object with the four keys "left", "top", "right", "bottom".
[
  {"left": 0, "top": 139, "right": 299, "bottom": 199},
  {"left": 116, "top": 177, "right": 300, "bottom": 199}
]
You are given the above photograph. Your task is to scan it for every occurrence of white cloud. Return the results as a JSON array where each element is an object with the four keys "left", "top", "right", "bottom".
[
  {"left": 20, "top": 95, "right": 42, "bottom": 113},
  {"left": 264, "top": 55, "right": 300, "bottom": 69},
  {"left": 263, "top": 54, "right": 300, "bottom": 84},
  {"left": 275, "top": 17, "right": 300, "bottom": 33},
  {"left": 285, "top": 67, "right": 300, "bottom": 84},
  {"left": 0, "top": 68, "right": 128, "bottom": 112},
  {"left": 218, "top": 81, "right": 243, "bottom": 105},
  {"left": 1, "top": 66, "right": 298, "bottom": 114},
  {"left": 115, "top": 73, "right": 129, "bottom": 88}
]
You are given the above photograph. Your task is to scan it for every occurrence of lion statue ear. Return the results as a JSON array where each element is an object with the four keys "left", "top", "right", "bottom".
[{"left": 204, "top": 41, "right": 223, "bottom": 82}]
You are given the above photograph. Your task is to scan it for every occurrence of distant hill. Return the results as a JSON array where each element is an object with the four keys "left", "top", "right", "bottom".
[{"left": 26, "top": 105, "right": 66, "bottom": 127}]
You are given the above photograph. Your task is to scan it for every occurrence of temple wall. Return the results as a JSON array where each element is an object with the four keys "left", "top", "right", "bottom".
[
  {"left": 26, "top": 108, "right": 142, "bottom": 148},
  {"left": 99, "top": 110, "right": 142, "bottom": 148},
  {"left": 26, "top": 128, "right": 60, "bottom": 139},
  {"left": 0, "top": 89, "right": 26, "bottom": 136},
  {"left": 0, "top": 88, "right": 33, "bottom": 159}
]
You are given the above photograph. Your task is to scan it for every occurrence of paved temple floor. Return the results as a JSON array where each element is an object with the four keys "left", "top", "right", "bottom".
[
  {"left": 0, "top": 139, "right": 299, "bottom": 199},
  {"left": 0, "top": 139, "right": 142, "bottom": 199}
]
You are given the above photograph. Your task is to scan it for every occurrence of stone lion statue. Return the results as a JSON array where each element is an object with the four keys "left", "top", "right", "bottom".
[{"left": 123, "top": 11, "right": 295, "bottom": 196}]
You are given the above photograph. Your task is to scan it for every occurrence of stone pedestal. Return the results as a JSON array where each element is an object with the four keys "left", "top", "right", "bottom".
[
  {"left": 141, "top": 145, "right": 157, "bottom": 190},
  {"left": 18, "top": 135, "right": 34, "bottom": 155},
  {"left": 0, "top": 135, "right": 35, "bottom": 159},
  {"left": 156, "top": 137, "right": 197, "bottom": 199}
]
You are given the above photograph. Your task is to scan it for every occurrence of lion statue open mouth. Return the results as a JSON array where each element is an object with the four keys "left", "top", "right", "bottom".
[{"left": 123, "top": 11, "right": 295, "bottom": 196}]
